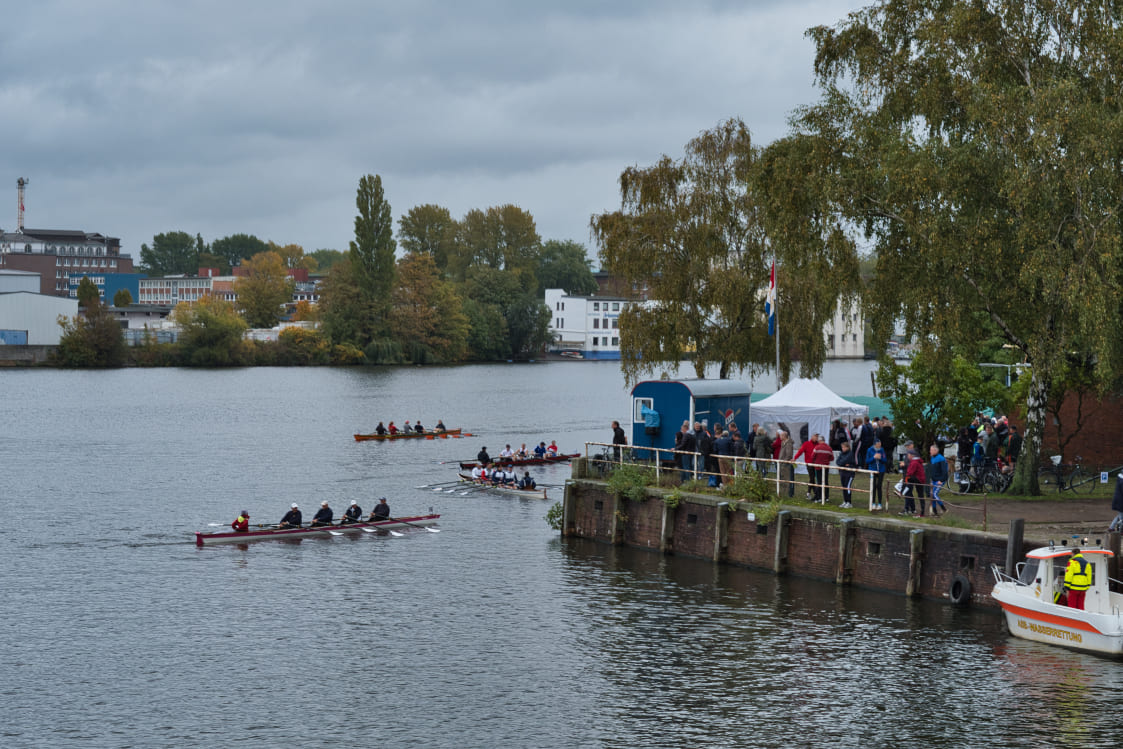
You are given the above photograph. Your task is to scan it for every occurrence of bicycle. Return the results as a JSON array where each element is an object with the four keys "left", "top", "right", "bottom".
[
  {"left": 953, "top": 457, "right": 1010, "bottom": 494},
  {"left": 1037, "top": 455, "right": 1094, "bottom": 494}
]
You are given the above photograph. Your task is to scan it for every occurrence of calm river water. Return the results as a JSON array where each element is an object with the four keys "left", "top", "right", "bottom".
[{"left": 2, "top": 362, "right": 1121, "bottom": 748}]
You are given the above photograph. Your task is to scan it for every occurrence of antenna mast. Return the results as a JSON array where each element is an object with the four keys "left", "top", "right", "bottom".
[{"left": 17, "top": 177, "right": 28, "bottom": 232}]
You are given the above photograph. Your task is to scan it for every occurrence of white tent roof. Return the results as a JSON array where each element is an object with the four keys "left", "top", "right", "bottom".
[{"left": 751, "top": 378, "right": 867, "bottom": 442}]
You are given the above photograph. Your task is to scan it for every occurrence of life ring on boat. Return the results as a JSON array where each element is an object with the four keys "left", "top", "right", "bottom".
[{"left": 949, "top": 574, "right": 972, "bottom": 606}]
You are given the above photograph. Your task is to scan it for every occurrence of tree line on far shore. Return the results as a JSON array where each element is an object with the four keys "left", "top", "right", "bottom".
[{"left": 56, "top": 174, "right": 598, "bottom": 368}]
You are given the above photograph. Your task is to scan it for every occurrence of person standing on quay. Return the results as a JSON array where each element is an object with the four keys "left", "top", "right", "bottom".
[
  {"left": 778, "top": 430, "right": 795, "bottom": 498},
  {"left": 836, "top": 441, "right": 857, "bottom": 508},
  {"left": 611, "top": 420, "right": 627, "bottom": 461},
  {"left": 1109, "top": 474, "right": 1123, "bottom": 534},
  {"left": 678, "top": 423, "right": 697, "bottom": 481},
  {"left": 928, "top": 444, "right": 948, "bottom": 516},
  {"left": 865, "top": 438, "right": 887, "bottom": 510},
  {"left": 811, "top": 436, "right": 835, "bottom": 503},
  {"left": 794, "top": 433, "right": 819, "bottom": 500}
]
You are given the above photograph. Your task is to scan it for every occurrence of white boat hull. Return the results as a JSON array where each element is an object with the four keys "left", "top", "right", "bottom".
[{"left": 992, "top": 581, "right": 1123, "bottom": 656}]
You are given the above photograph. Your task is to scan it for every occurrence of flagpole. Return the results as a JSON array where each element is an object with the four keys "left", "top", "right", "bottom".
[{"left": 774, "top": 254, "right": 780, "bottom": 391}]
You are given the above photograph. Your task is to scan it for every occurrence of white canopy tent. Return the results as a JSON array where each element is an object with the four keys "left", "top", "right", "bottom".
[{"left": 751, "top": 378, "right": 868, "bottom": 446}]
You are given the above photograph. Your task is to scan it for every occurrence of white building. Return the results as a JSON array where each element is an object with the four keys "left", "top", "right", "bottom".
[
  {"left": 545, "top": 288, "right": 866, "bottom": 361},
  {"left": 0, "top": 290, "right": 79, "bottom": 345},
  {"left": 544, "top": 289, "right": 632, "bottom": 359}
]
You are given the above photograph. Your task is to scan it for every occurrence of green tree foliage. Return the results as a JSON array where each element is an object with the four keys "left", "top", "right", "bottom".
[
  {"left": 276, "top": 327, "right": 331, "bottom": 365},
  {"left": 453, "top": 205, "right": 542, "bottom": 280},
  {"left": 592, "top": 118, "right": 858, "bottom": 382},
  {"left": 399, "top": 204, "right": 459, "bottom": 276},
  {"left": 308, "top": 249, "right": 345, "bottom": 273},
  {"left": 211, "top": 234, "right": 269, "bottom": 270},
  {"left": 462, "top": 297, "right": 510, "bottom": 361},
  {"left": 350, "top": 174, "right": 397, "bottom": 309},
  {"left": 236, "top": 251, "right": 294, "bottom": 328},
  {"left": 197, "top": 252, "right": 230, "bottom": 275},
  {"left": 174, "top": 296, "right": 248, "bottom": 366},
  {"left": 112, "top": 288, "right": 133, "bottom": 307},
  {"left": 388, "top": 253, "right": 470, "bottom": 363},
  {"left": 55, "top": 302, "right": 127, "bottom": 367},
  {"left": 270, "top": 242, "right": 315, "bottom": 271},
  {"left": 463, "top": 266, "right": 551, "bottom": 359},
  {"left": 536, "top": 239, "right": 597, "bottom": 296},
  {"left": 876, "top": 349, "right": 1011, "bottom": 451},
  {"left": 76, "top": 277, "right": 100, "bottom": 307},
  {"left": 316, "top": 256, "right": 376, "bottom": 347},
  {"left": 139, "top": 231, "right": 198, "bottom": 276},
  {"left": 803, "top": 0, "right": 1123, "bottom": 492}
]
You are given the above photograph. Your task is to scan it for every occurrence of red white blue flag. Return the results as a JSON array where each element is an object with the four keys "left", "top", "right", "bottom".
[{"left": 765, "top": 261, "right": 776, "bottom": 336}]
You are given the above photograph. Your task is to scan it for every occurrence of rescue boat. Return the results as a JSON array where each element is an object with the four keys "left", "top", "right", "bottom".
[{"left": 990, "top": 540, "right": 1123, "bottom": 656}]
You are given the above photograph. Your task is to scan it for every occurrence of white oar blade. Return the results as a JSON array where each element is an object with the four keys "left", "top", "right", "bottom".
[{"left": 389, "top": 529, "right": 405, "bottom": 537}]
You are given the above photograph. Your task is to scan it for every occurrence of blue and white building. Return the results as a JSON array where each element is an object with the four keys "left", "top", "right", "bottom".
[{"left": 544, "top": 288, "right": 633, "bottom": 360}]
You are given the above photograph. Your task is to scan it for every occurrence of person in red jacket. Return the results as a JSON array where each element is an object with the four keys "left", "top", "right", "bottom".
[
  {"left": 794, "top": 433, "right": 819, "bottom": 500},
  {"left": 231, "top": 511, "right": 250, "bottom": 532},
  {"left": 811, "top": 436, "right": 836, "bottom": 503},
  {"left": 901, "top": 449, "right": 928, "bottom": 516}
]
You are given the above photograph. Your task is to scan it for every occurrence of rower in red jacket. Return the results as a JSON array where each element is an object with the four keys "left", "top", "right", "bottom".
[{"left": 231, "top": 511, "right": 250, "bottom": 532}]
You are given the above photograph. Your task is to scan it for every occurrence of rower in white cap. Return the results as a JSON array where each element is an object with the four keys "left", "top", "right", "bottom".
[
  {"left": 279, "top": 502, "right": 302, "bottom": 528},
  {"left": 341, "top": 499, "right": 363, "bottom": 525}
]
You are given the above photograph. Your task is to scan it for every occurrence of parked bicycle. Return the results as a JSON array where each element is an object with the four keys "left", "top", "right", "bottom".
[
  {"left": 1036, "top": 455, "right": 1093, "bottom": 494},
  {"left": 953, "top": 457, "right": 1011, "bottom": 494}
]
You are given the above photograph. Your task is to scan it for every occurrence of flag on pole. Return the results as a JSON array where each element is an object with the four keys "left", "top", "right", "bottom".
[{"left": 765, "top": 261, "right": 776, "bottom": 336}]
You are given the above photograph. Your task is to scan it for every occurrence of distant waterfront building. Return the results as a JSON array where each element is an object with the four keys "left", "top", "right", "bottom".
[
  {"left": 0, "top": 290, "right": 78, "bottom": 345},
  {"left": 544, "top": 288, "right": 632, "bottom": 360},
  {"left": 67, "top": 272, "right": 146, "bottom": 305},
  {"left": 545, "top": 288, "right": 866, "bottom": 361},
  {"left": 0, "top": 229, "right": 134, "bottom": 297},
  {"left": 138, "top": 275, "right": 218, "bottom": 306}
]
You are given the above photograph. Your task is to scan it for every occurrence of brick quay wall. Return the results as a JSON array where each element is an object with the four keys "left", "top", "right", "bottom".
[{"left": 562, "top": 460, "right": 1042, "bottom": 608}]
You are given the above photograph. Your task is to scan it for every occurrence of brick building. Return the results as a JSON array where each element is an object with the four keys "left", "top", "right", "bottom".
[{"left": 0, "top": 229, "right": 134, "bottom": 297}]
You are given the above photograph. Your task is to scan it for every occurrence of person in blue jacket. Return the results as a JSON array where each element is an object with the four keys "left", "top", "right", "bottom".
[
  {"left": 865, "top": 438, "right": 888, "bottom": 510},
  {"left": 928, "top": 444, "right": 949, "bottom": 516}
]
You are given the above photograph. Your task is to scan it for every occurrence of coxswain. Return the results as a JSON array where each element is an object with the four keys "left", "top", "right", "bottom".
[
  {"left": 1064, "top": 550, "right": 1093, "bottom": 610},
  {"left": 369, "top": 497, "right": 391, "bottom": 521},
  {"left": 477, "top": 446, "right": 492, "bottom": 466},
  {"left": 388, "top": 421, "right": 398, "bottom": 435},
  {"left": 534, "top": 442, "right": 547, "bottom": 458},
  {"left": 374, "top": 421, "right": 387, "bottom": 435},
  {"left": 519, "top": 471, "right": 537, "bottom": 490},
  {"left": 547, "top": 440, "right": 559, "bottom": 456},
  {"left": 341, "top": 499, "right": 362, "bottom": 525},
  {"left": 311, "top": 501, "right": 333, "bottom": 527},
  {"left": 279, "top": 503, "right": 302, "bottom": 528},
  {"left": 414, "top": 421, "right": 425, "bottom": 433},
  {"left": 231, "top": 511, "right": 250, "bottom": 532},
  {"left": 434, "top": 420, "right": 446, "bottom": 433}
]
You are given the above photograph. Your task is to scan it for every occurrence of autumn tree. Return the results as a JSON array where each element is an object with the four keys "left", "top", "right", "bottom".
[
  {"left": 76, "top": 277, "right": 100, "bottom": 307},
  {"left": 536, "top": 239, "right": 597, "bottom": 296},
  {"left": 802, "top": 0, "right": 1123, "bottom": 492},
  {"left": 140, "top": 231, "right": 198, "bottom": 276},
  {"left": 55, "top": 301, "right": 127, "bottom": 367},
  {"left": 269, "top": 241, "right": 316, "bottom": 271},
  {"left": 174, "top": 295, "right": 248, "bottom": 366},
  {"left": 350, "top": 174, "right": 397, "bottom": 307},
  {"left": 112, "top": 288, "right": 133, "bottom": 307},
  {"left": 592, "top": 118, "right": 858, "bottom": 382},
  {"left": 399, "top": 204, "right": 459, "bottom": 276},
  {"left": 236, "top": 251, "right": 294, "bottom": 328},
  {"left": 211, "top": 234, "right": 269, "bottom": 270},
  {"left": 452, "top": 205, "right": 541, "bottom": 280},
  {"left": 388, "top": 253, "right": 469, "bottom": 363}
]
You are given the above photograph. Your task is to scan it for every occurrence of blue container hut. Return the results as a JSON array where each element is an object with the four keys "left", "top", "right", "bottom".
[{"left": 628, "top": 379, "right": 751, "bottom": 460}]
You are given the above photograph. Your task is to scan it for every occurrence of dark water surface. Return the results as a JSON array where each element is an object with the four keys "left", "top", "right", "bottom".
[{"left": 1, "top": 364, "right": 1121, "bottom": 748}]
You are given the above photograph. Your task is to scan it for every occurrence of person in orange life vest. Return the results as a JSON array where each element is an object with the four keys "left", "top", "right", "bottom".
[{"left": 231, "top": 511, "right": 250, "bottom": 532}]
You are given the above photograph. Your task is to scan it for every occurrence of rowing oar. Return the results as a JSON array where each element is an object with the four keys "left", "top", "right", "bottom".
[
  {"left": 387, "top": 516, "right": 440, "bottom": 533},
  {"left": 361, "top": 521, "right": 404, "bottom": 537},
  {"left": 207, "top": 522, "right": 280, "bottom": 528}
]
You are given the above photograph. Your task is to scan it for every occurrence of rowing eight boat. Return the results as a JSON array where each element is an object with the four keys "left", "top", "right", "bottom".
[
  {"left": 194, "top": 514, "right": 441, "bottom": 545},
  {"left": 354, "top": 428, "right": 464, "bottom": 442},
  {"left": 457, "top": 452, "right": 578, "bottom": 469},
  {"left": 457, "top": 473, "right": 549, "bottom": 500}
]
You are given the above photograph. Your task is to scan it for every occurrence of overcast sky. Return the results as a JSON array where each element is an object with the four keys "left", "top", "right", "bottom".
[{"left": 2, "top": 0, "right": 864, "bottom": 266}]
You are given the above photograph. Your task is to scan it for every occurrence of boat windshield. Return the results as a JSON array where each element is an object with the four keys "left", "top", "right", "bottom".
[{"left": 1018, "top": 558, "right": 1039, "bottom": 585}]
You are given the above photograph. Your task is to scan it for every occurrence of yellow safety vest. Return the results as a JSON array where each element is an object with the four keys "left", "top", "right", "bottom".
[{"left": 1065, "top": 554, "right": 1092, "bottom": 591}]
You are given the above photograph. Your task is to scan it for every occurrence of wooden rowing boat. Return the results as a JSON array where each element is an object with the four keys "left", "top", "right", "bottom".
[
  {"left": 457, "top": 473, "right": 548, "bottom": 500},
  {"left": 354, "top": 428, "right": 463, "bottom": 442},
  {"left": 194, "top": 514, "right": 441, "bottom": 545},
  {"left": 458, "top": 452, "right": 578, "bottom": 469}
]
